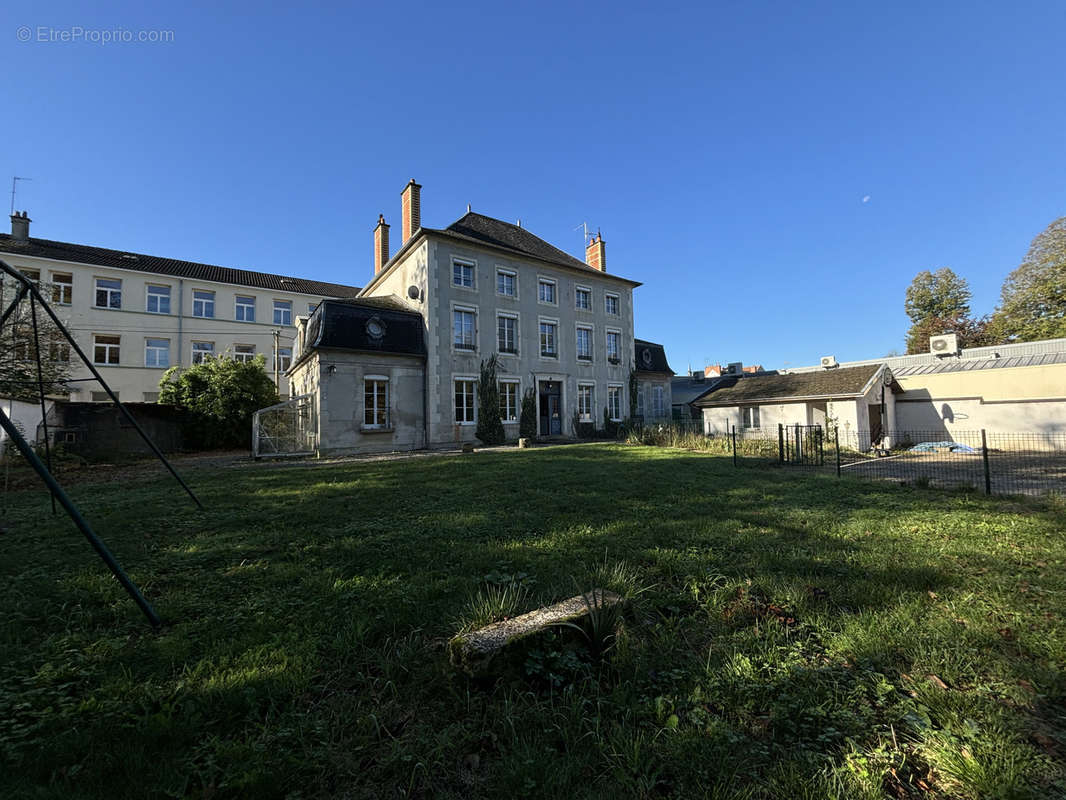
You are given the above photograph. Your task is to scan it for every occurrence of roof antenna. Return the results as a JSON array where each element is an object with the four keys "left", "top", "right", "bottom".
[
  {"left": 574, "top": 221, "right": 593, "bottom": 246},
  {"left": 10, "top": 176, "right": 31, "bottom": 216}
]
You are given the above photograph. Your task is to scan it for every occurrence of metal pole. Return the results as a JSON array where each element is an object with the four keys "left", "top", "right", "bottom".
[
  {"left": 29, "top": 294, "right": 56, "bottom": 514},
  {"left": 0, "top": 409, "right": 161, "bottom": 627},
  {"left": 778, "top": 423, "right": 784, "bottom": 463},
  {"left": 731, "top": 424, "right": 737, "bottom": 467},
  {"left": 0, "top": 260, "right": 202, "bottom": 509},
  {"left": 981, "top": 429, "right": 991, "bottom": 495},
  {"left": 835, "top": 426, "right": 841, "bottom": 477}
]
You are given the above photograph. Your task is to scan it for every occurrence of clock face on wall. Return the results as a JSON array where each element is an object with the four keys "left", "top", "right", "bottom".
[{"left": 366, "top": 318, "right": 385, "bottom": 340}]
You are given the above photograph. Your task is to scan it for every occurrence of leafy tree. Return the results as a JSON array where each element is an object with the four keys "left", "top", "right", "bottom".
[
  {"left": 475, "top": 353, "right": 505, "bottom": 445},
  {"left": 0, "top": 276, "right": 72, "bottom": 402},
  {"left": 904, "top": 314, "right": 992, "bottom": 355},
  {"left": 159, "top": 355, "right": 278, "bottom": 449},
  {"left": 519, "top": 387, "right": 537, "bottom": 440},
  {"left": 903, "top": 268, "right": 983, "bottom": 353},
  {"left": 988, "top": 216, "right": 1066, "bottom": 342}
]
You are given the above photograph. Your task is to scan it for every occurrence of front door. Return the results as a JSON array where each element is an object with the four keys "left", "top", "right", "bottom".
[{"left": 538, "top": 381, "right": 562, "bottom": 436}]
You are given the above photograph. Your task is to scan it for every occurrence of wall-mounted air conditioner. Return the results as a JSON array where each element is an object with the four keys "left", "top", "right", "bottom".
[
  {"left": 929, "top": 333, "right": 959, "bottom": 356},
  {"left": 820, "top": 355, "right": 838, "bottom": 368}
]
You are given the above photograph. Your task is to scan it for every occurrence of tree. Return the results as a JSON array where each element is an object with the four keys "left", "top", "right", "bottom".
[
  {"left": 475, "top": 353, "right": 505, "bottom": 445},
  {"left": 0, "top": 276, "right": 72, "bottom": 402},
  {"left": 988, "top": 216, "right": 1066, "bottom": 342},
  {"left": 519, "top": 387, "right": 537, "bottom": 440},
  {"left": 158, "top": 355, "right": 278, "bottom": 449},
  {"left": 903, "top": 268, "right": 981, "bottom": 354}
]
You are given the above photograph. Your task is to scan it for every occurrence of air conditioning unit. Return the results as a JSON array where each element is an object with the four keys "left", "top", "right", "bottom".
[
  {"left": 820, "top": 355, "right": 838, "bottom": 368},
  {"left": 726, "top": 361, "right": 744, "bottom": 375},
  {"left": 929, "top": 333, "right": 959, "bottom": 356}
]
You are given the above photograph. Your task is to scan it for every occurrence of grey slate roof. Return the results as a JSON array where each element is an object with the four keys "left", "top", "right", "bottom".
[
  {"left": 671, "top": 375, "right": 716, "bottom": 406},
  {"left": 635, "top": 339, "right": 674, "bottom": 374},
  {"left": 0, "top": 233, "right": 362, "bottom": 298},
  {"left": 301, "top": 296, "right": 425, "bottom": 364},
  {"left": 693, "top": 364, "right": 881, "bottom": 406},
  {"left": 891, "top": 351, "right": 1066, "bottom": 376}
]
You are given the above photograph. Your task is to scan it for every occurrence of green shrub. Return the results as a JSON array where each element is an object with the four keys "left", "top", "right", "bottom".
[
  {"left": 519, "top": 387, "right": 537, "bottom": 440},
  {"left": 475, "top": 354, "right": 506, "bottom": 445}
]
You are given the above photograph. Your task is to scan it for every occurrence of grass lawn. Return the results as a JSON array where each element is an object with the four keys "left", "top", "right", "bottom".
[{"left": 1, "top": 443, "right": 1064, "bottom": 799}]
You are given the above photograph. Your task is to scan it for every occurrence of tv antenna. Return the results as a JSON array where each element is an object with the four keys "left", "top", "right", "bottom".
[
  {"left": 10, "top": 176, "right": 31, "bottom": 216},
  {"left": 574, "top": 221, "right": 595, "bottom": 246}
]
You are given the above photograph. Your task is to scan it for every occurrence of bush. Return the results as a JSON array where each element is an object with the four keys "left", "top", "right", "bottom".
[
  {"left": 159, "top": 356, "right": 278, "bottom": 450},
  {"left": 519, "top": 387, "right": 537, "bottom": 440},
  {"left": 475, "top": 354, "right": 506, "bottom": 446}
]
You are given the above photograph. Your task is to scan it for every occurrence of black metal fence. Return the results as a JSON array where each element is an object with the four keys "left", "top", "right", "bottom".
[{"left": 629, "top": 420, "right": 1066, "bottom": 497}]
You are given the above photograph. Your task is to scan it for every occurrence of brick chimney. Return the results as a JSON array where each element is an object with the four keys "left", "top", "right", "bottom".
[
  {"left": 400, "top": 179, "right": 421, "bottom": 244},
  {"left": 10, "top": 211, "right": 31, "bottom": 241},
  {"left": 585, "top": 231, "right": 606, "bottom": 272},
  {"left": 373, "top": 214, "right": 390, "bottom": 275}
]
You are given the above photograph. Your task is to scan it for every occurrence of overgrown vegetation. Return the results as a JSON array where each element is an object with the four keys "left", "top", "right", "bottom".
[
  {"left": 475, "top": 353, "right": 505, "bottom": 445},
  {"left": 519, "top": 387, "right": 537, "bottom": 440},
  {"left": 1, "top": 444, "right": 1063, "bottom": 798},
  {"left": 158, "top": 355, "right": 278, "bottom": 449}
]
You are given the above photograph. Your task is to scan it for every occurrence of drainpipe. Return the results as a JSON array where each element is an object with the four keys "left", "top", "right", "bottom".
[{"left": 177, "top": 279, "right": 184, "bottom": 367}]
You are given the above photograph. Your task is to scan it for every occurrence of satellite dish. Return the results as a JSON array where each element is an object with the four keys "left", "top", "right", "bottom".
[{"left": 407, "top": 285, "right": 420, "bottom": 301}]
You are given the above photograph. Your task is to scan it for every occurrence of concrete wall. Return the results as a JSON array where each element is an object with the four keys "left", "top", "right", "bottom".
[
  {"left": 0, "top": 398, "right": 52, "bottom": 452},
  {"left": 1, "top": 254, "right": 344, "bottom": 403},
  {"left": 291, "top": 348, "right": 425, "bottom": 456}
]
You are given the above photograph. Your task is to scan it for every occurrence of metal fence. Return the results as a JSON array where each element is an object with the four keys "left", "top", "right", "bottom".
[
  {"left": 252, "top": 394, "right": 316, "bottom": 458},
  {"left": 630, "top": 420, "right": 1066, "bottom": 497}
]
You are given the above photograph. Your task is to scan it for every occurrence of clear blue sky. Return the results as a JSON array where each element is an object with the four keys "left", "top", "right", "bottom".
[{"left": 5, "top": 1, "right": 1065, "bottom": 371}]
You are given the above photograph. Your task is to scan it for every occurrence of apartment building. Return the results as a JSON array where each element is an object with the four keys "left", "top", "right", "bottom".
[{"left": 0, "top": 212, "right": 361, "bottom": 401}]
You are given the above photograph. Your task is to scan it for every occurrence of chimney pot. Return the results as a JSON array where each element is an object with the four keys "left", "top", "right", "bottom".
[
  {"left": 10, "top": 211, "right": 31, "bottom": 241},
  {"left": 400, "top": 179, "right": 422, "bottom": 245}
]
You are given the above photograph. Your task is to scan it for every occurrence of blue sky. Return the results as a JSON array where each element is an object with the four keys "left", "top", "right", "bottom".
[{"left": 4, "top": 1, "right": 1065, "bottom": 371}]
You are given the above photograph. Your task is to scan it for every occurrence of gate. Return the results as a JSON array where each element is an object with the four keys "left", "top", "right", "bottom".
[
  {"left": 252, "top": 394, "right": 316, "bottom": 458},
  {"left": 779, "top": 423, "right": 824, "bottom": 466}
]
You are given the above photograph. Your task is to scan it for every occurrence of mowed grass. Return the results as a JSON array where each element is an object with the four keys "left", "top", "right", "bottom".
[{"left": 1, "top": 443, "right": 1064, "bottom": 799}]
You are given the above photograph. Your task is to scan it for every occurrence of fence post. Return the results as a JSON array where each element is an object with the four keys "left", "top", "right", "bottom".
[
  {"left": 778, "top": 423, "right": 784, "bottom": 463},
  {"left": 732, "top": 425, "right": 737, "bottom": 467},
  {"left": 981, "top": 428, "right": 991, "bottom": 495},
  {"left": 835, "top": 426, "right": 841, "bottom": 477}
]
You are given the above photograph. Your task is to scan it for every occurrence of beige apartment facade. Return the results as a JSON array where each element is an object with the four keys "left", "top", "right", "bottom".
[{"left": 0, "top": 214, "right": 361, "bottom": 402}]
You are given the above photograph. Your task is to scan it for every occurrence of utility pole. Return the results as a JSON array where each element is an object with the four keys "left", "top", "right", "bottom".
[{"left": 272, "top": 328, "right": 281, "bottom": 391}]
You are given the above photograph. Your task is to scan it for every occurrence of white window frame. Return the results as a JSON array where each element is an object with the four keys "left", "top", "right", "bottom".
[
  {"left": 452, "top": 257, "right": 476, "bottom": 291},
  {"left": 93, "top": 334, "right": 120, "bottom": 365},
  {"left": 454, "top": 377, "right": 477, "bottom": 425},
  {"left": 575, "top": 285, "right": 592, "bottom": 312},
  {"left": 146, "top": 284, "right": 171, "bottom": 314},
  {"left": 233, "top": 344, "right": 256, "bottom": 363},
  {"left": 191, "top": 341, "right": 215, "bottom": 365},
  {"left": 496, "top": 311, "right": 519, "bottom": 356},
  {"left": 235, "top": 295, "right": 256, "bottom": 323},
  {"left": 94, "top": 277, "right": 122, "bottom": 310},
  {"left": 274, "top": 346, "right": 292, "bottom": 373},
  {"left": 538, "top": 316, "right": 559, "bottom": 359},
  {"left": 652, "top": 385, "right": 665, "bottom": 418},
  {"left": 742, "top": 406, "right": 761, "bottom": 429},
  {"left": 495, "top": 267, "right": 517, "bottom": 299},
  {"left": 51, "top": 272, "right": 72, "bottom": 305},
  {"left": 537, "top": 276, "right": 558, "bottom": 306},
  {"left": 577, "top": 382, "right": 595, "bottom": 422},
  {"left": 576, "top": 324, "right": 594, "bottom": 362},
  {"left": 144, "top": 338, "right": 170, "bottom": 368},
  {"left": 605, "top": 292, "right": 620, "bottom": 316},
  {"left": 499, "top": 378, "right": 520, "bottom": 423},
  {"left": 608, "top": 384, "right": 623, "bottom": 422},
  {"left": 452, "top": 304, "right": 478, "bottom": 353},
  {"left": 192, "top": 289, "right": 215, "bottom": 319},
  {"left": 637, "top": 386, "right": 646, "bottom": 417},
  {"left": 606, "top": 328, "right": 622, "bottom": 365},
  {"left": 273, "top": 299, "right": 293, "bottom": 326},
  {"left": 363, "top": 375, "right": 390, "bottom": 429}
]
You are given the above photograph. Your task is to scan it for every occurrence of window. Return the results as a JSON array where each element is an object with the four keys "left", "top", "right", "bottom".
[
  {"left": 607, "top": 330, "right": 621, "bottom": 363},
  {"left": 143, "top": 392, "right": 159, "bottom": 403},
  {"left": 608, "top": 386, "right": 622, "bottom": 421},
  {"left": 499, "top": 380, "right": 519, "bottom": 422},
  {"left": 742, "top": 406, "right": 761, "bottom": 429},
  {"left": 364, "top": 377, "right": 390, "bottom": 428},
  {"left": 273, "top": 300, "right": 293, "bottom": 326},
  {"left": 453, "top": 308, "right": 476, "bottom": 351},
  {"left": 578, "top": 384, "right": 594, "bottom": 421},
  {"left": 576, "top": 326, "right": 592, "bottom": 361},
  {"left": 453, "top": 259, "right": 475, "bottom": 288},
  {"left": 95, "top": 278, "right": 122, "bottom": 309},
  {"left": 48, "top": 338, "right": 70, "bottom": 363},
  {"left": 274, "top": 347, "right": 292, "bottom": 373},
  {"left": 539, "top": 320, "right": 557, "bottom": 357},
  {"left": 146, "top": 284, "right": 171, "bottom": 314},
  {"left": 233, "top": 344, "right": 256, "bottom": 363},
  {"left": 90, "top": 391, "right": 116, "bottom": 402},
  {"left": 538, "top": 278, "right": 556, "bottom": 304},
  {"left": 496, "top": 269, "right": 516, "bottom": 297},
  {"left": 308, "top": 302, "right": 317, "bottom": 316},
  {"left": 605, "top": 293, "right": 620, "bottom": 315},
  {"left": 652, "top": 385, "right": 665, "bottom": 418},
  {"left": 636, "top": 386, "right": 646, "bottom": 417},
  {"left": 497, "top": 314, "right": 517, "bottom": 354},
  {"left": 145, "top": 338, "right": 170, "bottom": 368},
  {"left": 192, "top": 290, "right": 215, "bottom": 318},
  {"left": 575, "top": 286, "right": 591, "bottom": 310},
  {"left": 191, "top": 341, "right": 214, "bottom": 364},
  {"left": 454, "top": 379, "right": 476, "bottom": 424},
  {"left": 21, "top": 269, "right": 40, "bottom": 283},
  {"left": 51, "top": 273, "right": 72, "bottom": 305},
  {"left": 235, "top": 295, "right": 256, "bottom": 322},
  {"left": 93, "top": 334, "right": 120, "bottom": 365}
]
